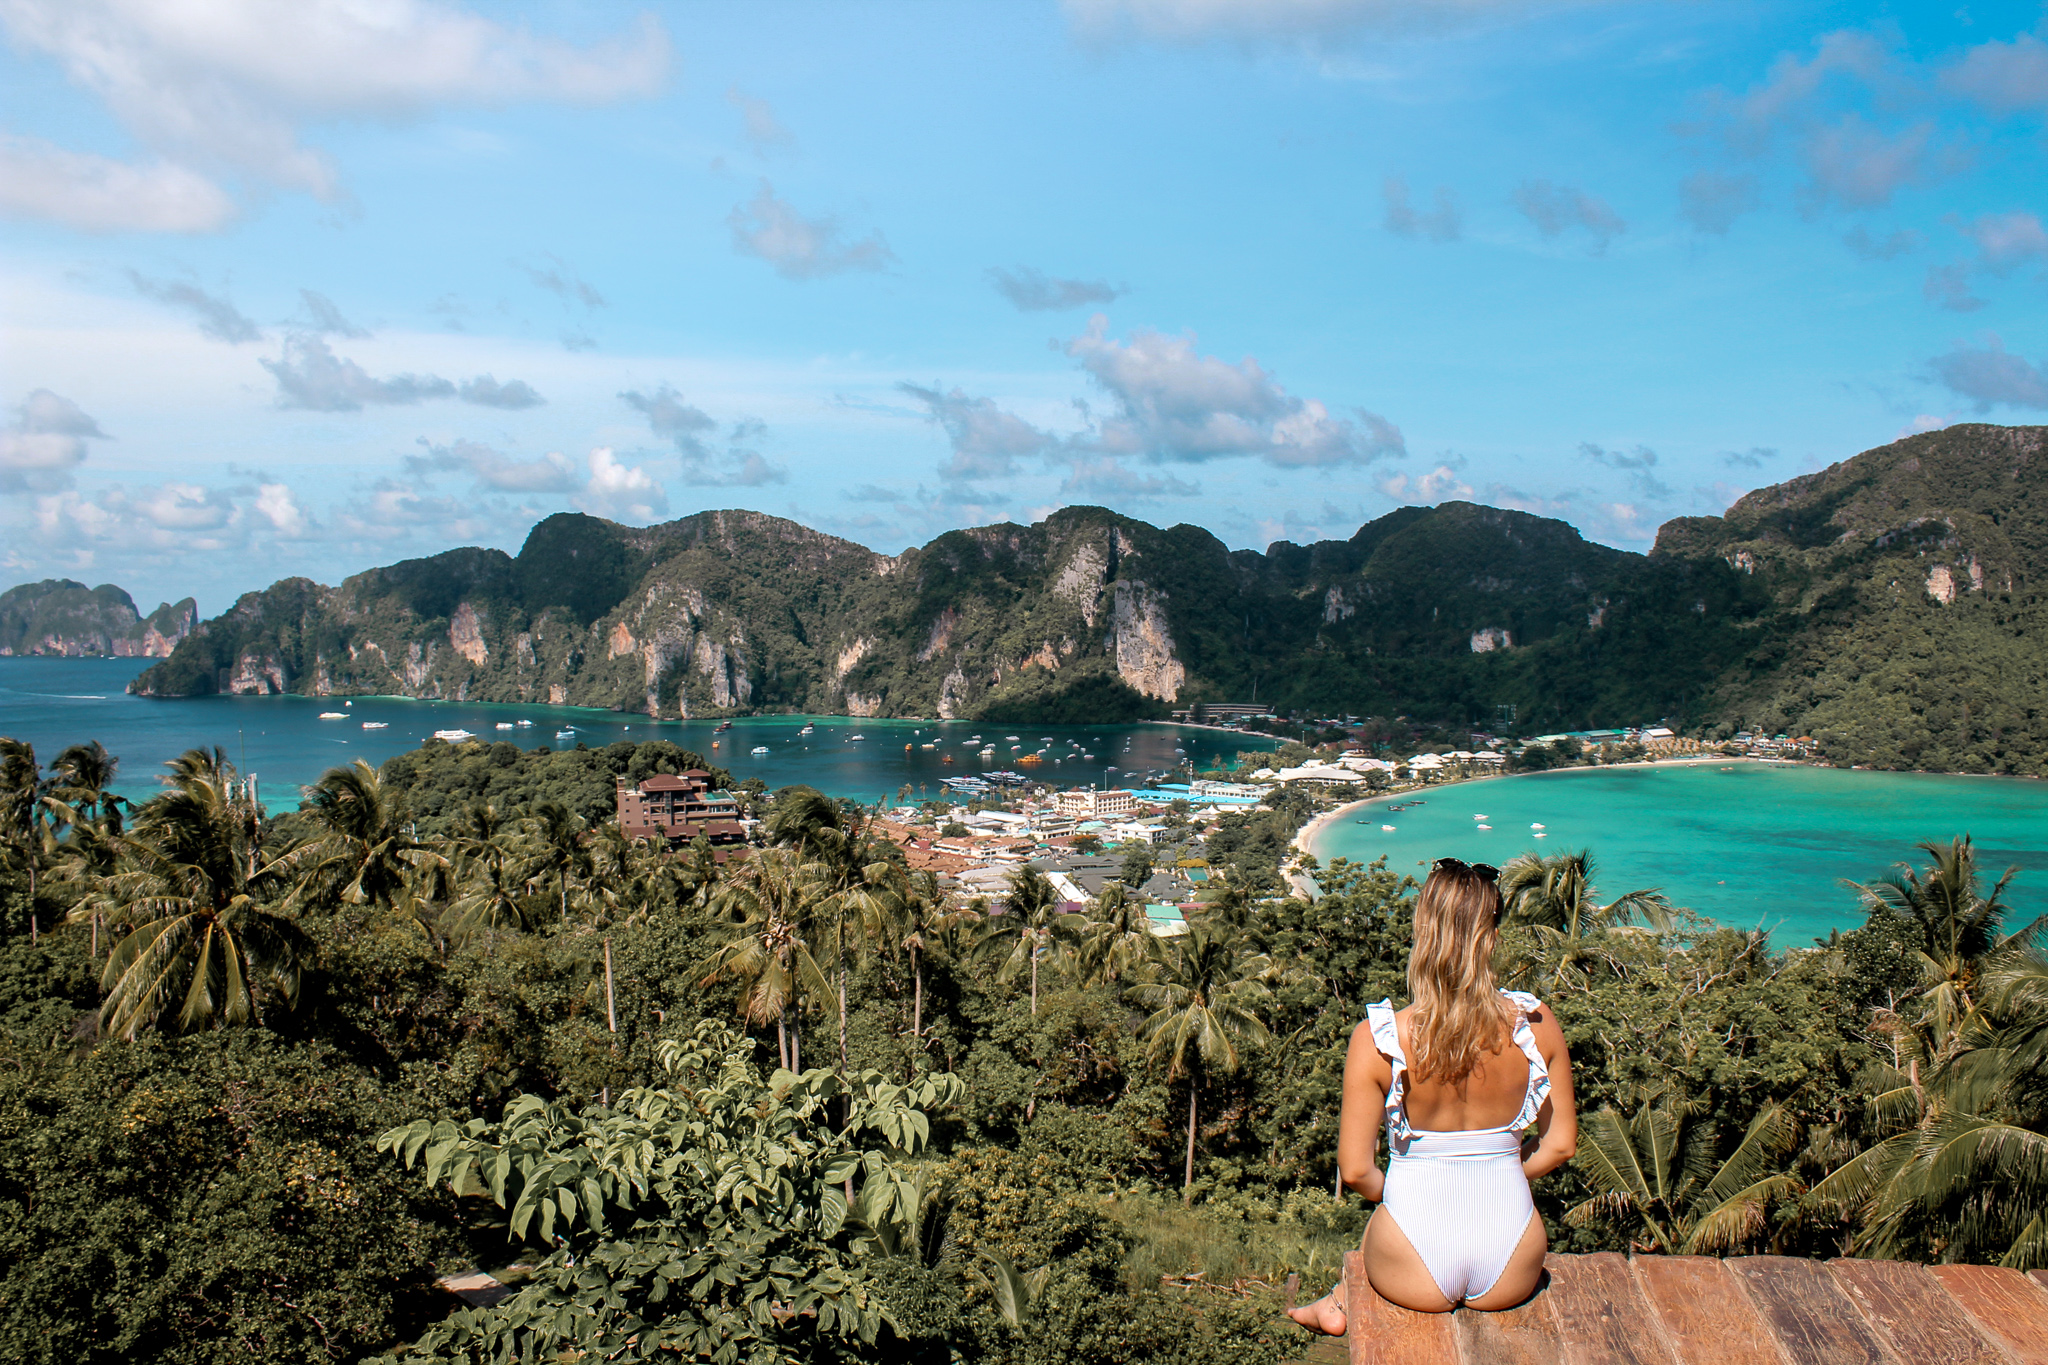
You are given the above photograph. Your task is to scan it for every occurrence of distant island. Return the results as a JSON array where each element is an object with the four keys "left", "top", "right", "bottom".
[
  {"left": 0, "top": 580, "right": 196, "bottom": 659},
  {"left": 84, "top": 422, "right": 2048, "bottom": 775}
]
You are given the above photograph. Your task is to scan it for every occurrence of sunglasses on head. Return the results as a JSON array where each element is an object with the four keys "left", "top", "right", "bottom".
[{"left": 1433, "top": 857, "right": 1499, "bottom": 881}]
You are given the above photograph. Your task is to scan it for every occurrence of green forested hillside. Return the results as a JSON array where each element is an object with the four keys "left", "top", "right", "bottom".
[
  {"left": 0, "top": 580, "right": 195, "bottom": 658},
  {"left": 119, "top": 424, "right": 2048, "bottom": 771}
]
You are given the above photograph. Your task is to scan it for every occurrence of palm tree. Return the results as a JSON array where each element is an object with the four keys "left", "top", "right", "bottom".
[
  {"left": 1077, "top": 882, "right": 1161, "bottom": 986},
  {"left": 1569, "top": 1090, "right": 1804, "bottom": 1254},
  {"left": 990, "top": 866, "right": 1074, "bottom": 1017},
  {"left": 898, "top": 870, "right": 982, "bottom": 1041},
  {"left": 1498, "top": 849, "right": 1674, "bottom": 989},
  {"left": 1847, "top": 835, "right": 2025, "bottom": 1054},
  {"left": 699, "top": 847, "right": 835, "bottom": 1071},
  {"left": 1190, "top": 878, "right": 1266, "bottom": 951},
  {"left": 49, "top": 740, "right": 124, "bottom": 831},
  {"left": 0, "top": 738, "right": 53, "bottom": 940},
  {"left": 95, "top": 748, "right": 310, "bottom": 1038},
  {"left": 526, "top": 799, "right": 593, "bottom": 925},
  {"left": 1811, "top": 939, "right": 2048, "bottom": 1267},
  {"left": 443, "top": 802, "right": 537, "bottom": 946},
  {"left": 279, "top": 760, "right": 422, "bottom": 914},
  {"left": 1127, "top": 926, "right": 1277, "bottom": 1202}
]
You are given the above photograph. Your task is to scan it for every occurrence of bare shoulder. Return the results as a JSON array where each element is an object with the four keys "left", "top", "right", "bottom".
[{"left": 1520, "top": 997, "right": 1569, "bottom": 1051}]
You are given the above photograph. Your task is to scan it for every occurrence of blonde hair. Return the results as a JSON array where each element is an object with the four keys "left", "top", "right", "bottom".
[{"left": 1406, "top": 864, "right": 1512, "bottom": 1086}]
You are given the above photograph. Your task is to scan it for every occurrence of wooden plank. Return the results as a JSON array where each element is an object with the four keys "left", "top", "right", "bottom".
[
  {"left": 1929, "top": 1264, "right": 2048, "bottom": 1365},
  {"left": 1541, "top": 1253, "right": 1676, "bottom": 1365},
  {"left": 1453, "top": 1263, "right": 1559, "bottom": 1365},
  {"left": 1631, "top": 1255, "right": 1785, "bottom": 1365},
  {"left": 1726, "top": 1256, "right": 1897, "bottom": 1365},
  {"left": 1343, "top": 1249, "right": 1459, "bottom": 1365},
  {"left": 1828, "top": 1259, "right": 2006, "bottom": 1365}
]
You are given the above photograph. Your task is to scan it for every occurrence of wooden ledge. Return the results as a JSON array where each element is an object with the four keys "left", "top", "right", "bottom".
[{"left": 1341, "top": 1248, "right": 2048, "bottom": 1365}]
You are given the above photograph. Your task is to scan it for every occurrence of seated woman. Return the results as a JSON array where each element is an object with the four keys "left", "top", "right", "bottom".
[{"left": 1290, "top": 858, "right": 1578, "bottom": 1330}]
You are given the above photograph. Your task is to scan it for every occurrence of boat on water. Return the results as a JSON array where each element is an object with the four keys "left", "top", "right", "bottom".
[
  {"left": 361, "top": 721, "right": 388, "bottom": 729},
  {"left": 1381, "top": 824, "right": 1397, "bottom": 832},
  {"left": 849, "top": 733, "right": 863, "bottom": 740},
  {"left": 434, "top": 729, "right": 476, "bottom": 741},
  {"left": 319, "top": 711, "right": 347, "bottom": 719},
  {"left": 495, "top": 722, "right": 515, "bottom": 730},
  {"left": 1478, "top": 824, "right": 1493, "bottom": 830},
  {"left": 1531, "top": 822, "right": 1545, "bottom": 829},
  {"left": 751, "top": 745, "right": 771, "bottom": 755},
  {"left": 517, "top": 720, "right": 533, "bottom": 727},
  {"left": 799, "top": 724, "right": 815, "bottom": 736},
  {"left": 1005, "top": 735, "right": 1019, "bottom": 741},
  {"left": 555, "top": 729, "right": 576, "bottom": 740},
  {"left": 715, "top": 720, "right": 733, "bottom": 732}
]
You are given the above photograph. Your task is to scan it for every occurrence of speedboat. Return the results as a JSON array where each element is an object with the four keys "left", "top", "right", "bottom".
[
  {"left": 751, "top": 745, "right": 771, "bottom": 755},
  {"left": 434, "top": 729, "right": 476, "bottom": 742},
  {"left": 319, "top": 711, "right": 347, "bottom": 719},
  {"left": 1381, "top": 824, "right": 1397, "bottom": 832},
  {"left": 1477, "top": 824, "right": 1493, "bottom": 831},
  {"left": 799, "top": 723, "right": 815, "bottom": 736},
  {"left": 495, "top": 722, "right": 515, "bottom": 730},
  {"left": 715, "top": 720, "right": 732, "bottom": 732},
  {"left": 555, "top": 729, "right": 576, "bottom": 740},
  {"left": 361, "top": 721, "right": 388, "bottom": 730},
  {"left": 516, "top": 720, "right": 533, "bottom": 727},
  {"left": 1530, "top": 822, "right": 1545, "bottom": 830},
  {"left": 849, "top": 733, "right": 863, "bottom": 740}
]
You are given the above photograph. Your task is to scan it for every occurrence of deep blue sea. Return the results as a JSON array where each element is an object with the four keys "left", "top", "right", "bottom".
[{"left": 0, "top": 657, "right": 1270, "bottom": 807}]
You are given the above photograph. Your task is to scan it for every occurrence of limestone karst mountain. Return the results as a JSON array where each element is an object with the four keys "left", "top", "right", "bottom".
[
  {"left": 119, "top": 423, "right": 2048, "bottom": 772},
  {"left": 0, "top": 581, "right": 196, "bottom": 658}
]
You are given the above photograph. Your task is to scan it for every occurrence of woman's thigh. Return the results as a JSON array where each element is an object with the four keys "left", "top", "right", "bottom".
[
  {"left": 1462, "top": 1211, "right": 1547, "bottom": 1312},
  {"left": 1361, "top": 1206, "right": 1456, "bottom": 1314}
]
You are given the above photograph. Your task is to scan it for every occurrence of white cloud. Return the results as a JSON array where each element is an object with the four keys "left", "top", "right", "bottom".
[
  {"left": 1797, "top": 115, "right": 1935, "bottom": 212},
  {"left": 988, "top": 266, "right": 1127, "bottom": 311},
  {"left": 254, "top": 481, "right": 312, "bottom": 536},
  {"left": 1941, "top": 30, "right": 2048, "bottom": 114},
  {"left": 1677, "top": 171, "right": 1756, "bottom": 235},
  {"left": 901, "top": 384, "right": 1054, "bottom": 480},
  {"left": 1929, "top": 336, "right": 2048, "bottom": 411},
  {"left": 297, "top": 289, "right": 368, "bottom": 337},
  {"left": 0, "top": 0, "right": 670, "bottom": 224},
  {"left": 727, "top": 86, "right": 795, "bottom": 155},
  {"left": 620, "top": 384, "right": 716, "bottom": 455},
  {"left": 577, "top": 447, "right": 668, "bottom": 521},
  {"left": 0, "top": 134, "right": 236, "bottom": 233},
  {"left": 1512, "top": 180, "right": 1625, "bottom": 253},
  {"left": 410, "top": 438, "right": 578, "bottom": 493},
  {"left": 262, "top": 335, "right": 543, "bottom": 412},
  {"left": 1581, "top": 441, "right": 1673, "bottom": 500},
  {"left": 457, "top": 374, "right": 545, "bottom": 409},
  {"left": 1065, "top": 317, "right": 1404, "bottom": 467},
  {"left": 1960, "top": 210, "right": 2048, "bottom": 273},
  {"left": 1057, "top": 458, "right": 1200, "bottom": 499},
  {"left": 1382, "top": 177, "right": 1460, "bottom": 242},
  {"left": 1, "top": 388, "right": 106, "bottom": 493},
  {"left": 516, "top": 256, "right": 605, "bottom": 309},
  {"left": 1923, "top": 263, "right": 1985, "bottom": 313},
  {"left": 1416, "top": 464, "right": 1475, "bottom": 500},
  {"left": 680, "top": 448, "right": 788, "bottom": 488},
  {"left": 264, "top": 335, "right": 455, "bottom": 410},
  {"left": 1062, "top": 0, "right": 1594, "bottom": 43},
  {"left": 127, "top": 270, "right": 262, "bottom": 343},
  {"left": 728, "top": 180, "right": 893, "bottom": 280}
]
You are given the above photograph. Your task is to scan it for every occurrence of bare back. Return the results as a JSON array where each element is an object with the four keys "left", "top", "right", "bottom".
[{"left": 1392, "top": 1004, "right": 1531, "bottom": 1132}]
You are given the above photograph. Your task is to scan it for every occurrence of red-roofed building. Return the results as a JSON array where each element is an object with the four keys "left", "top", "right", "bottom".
[{"left": 615, "top": 773, "right": 748, "bottom": 861}]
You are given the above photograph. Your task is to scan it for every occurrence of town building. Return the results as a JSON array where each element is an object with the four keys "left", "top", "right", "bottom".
[
  {"left": 1056, "top": 788, "right": 1138, "bottom": 819},
  {"left": 615, "top": 773, "right": 748, "bottom": 860}
]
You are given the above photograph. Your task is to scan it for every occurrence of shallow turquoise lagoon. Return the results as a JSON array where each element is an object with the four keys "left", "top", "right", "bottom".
[
  {"left": 1309, "top": 762, "right": 2048, "bottom": 947},
  {"left": 0, "top": 657, "right": 1268, "bottom": 807}
]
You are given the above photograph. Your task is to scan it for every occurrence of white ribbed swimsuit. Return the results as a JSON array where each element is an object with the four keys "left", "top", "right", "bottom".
[{"left": 1367, "top": 990, "right": 1551, "bottom": 1305}]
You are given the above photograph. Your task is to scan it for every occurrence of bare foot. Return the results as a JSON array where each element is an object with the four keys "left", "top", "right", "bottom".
[{"left": 1287, "top": 1290, "right": 1347, "bottom": 1336}]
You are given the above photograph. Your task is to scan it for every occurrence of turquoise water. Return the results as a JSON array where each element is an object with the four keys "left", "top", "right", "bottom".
[
  {"left": 0, "top": 658, "right": 1269, "bottom": 807},
  {"left": 1310, "top": 763, "right": 2048, "bottom": 945}
]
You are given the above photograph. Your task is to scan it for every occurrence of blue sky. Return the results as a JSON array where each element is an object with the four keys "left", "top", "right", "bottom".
[{"left": 3, "top": 0, "right": 2046, "bottom": 613}]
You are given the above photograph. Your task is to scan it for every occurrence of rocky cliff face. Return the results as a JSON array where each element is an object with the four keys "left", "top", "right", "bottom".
[
  {"left": 0, "top": 581, "right": 196, "bottom": 658},
  {"left": 122, "top": 424, "right": 2048, "bottom": 770}
]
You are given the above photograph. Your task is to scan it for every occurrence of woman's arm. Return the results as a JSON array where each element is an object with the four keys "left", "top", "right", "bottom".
[
  {"left": 1521, "top": 1002, "right": 1578, "bottom": 1181},
  {"left": 1336, "top": 1018, "right": 1393, "bottom": 1202}
]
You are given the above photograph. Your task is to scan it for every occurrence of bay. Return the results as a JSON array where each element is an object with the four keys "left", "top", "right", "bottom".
[
  {"left": 0, "top": 657, "right": 1270, "bottom": 806},
  {"left": 1309, "top": 761, "right": 2048, "bottom": 946}
]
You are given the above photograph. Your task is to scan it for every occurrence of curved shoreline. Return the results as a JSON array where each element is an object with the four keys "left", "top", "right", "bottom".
[{"left": 1291, "top": 757, "right": 1788, "bottom": 869}]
